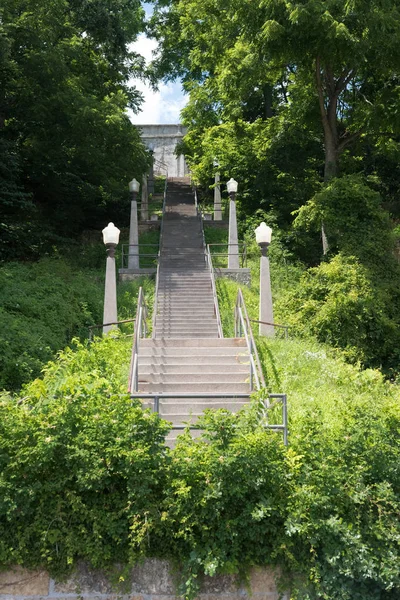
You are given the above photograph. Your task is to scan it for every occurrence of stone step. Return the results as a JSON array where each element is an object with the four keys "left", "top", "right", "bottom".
[
  {"left": 159, "top": 273, "right": 211, "bottom": 277},
  {"left": 157, "top": 297, "right": 214, "bottom": 304},
  {"left": 153, "top": 333, "right": 218, "bottom": 339},
  {"left": 138, "top": 372, "right": 249, "bottom": 384},
  {"left": 155, "top": 321, "right": 217, "bottom": 328},
  {"left": 140, "top": 352, "right": 249, "bottom": 361},
  {"left": 155, "top": 322, "right": 217, "bottom": 329},
  {"left": 138, "top": 356, "right": 249, "bottom": 366},
  {"left": 138, "top": 382, "right": 250, "bottom": 393},
  {"left": 156, "top": 309, "right": 215, "bottom": 315},
  {"left": 141, "top": 337, "right": 246, "bottom": 348},
  {"left": 158, "top": 400, "right": 248, "bottom": 414},
  {"left": 138, "top": 363, "right": 249, "bottom": 373}
]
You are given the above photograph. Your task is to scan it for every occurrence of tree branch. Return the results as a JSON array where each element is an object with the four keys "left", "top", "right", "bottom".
[
  {"left": 337, "top": 130, "right": 361, "bottom": 152},
  {"left": 335, "top": 68, "right": 355, "bottom": 95}
]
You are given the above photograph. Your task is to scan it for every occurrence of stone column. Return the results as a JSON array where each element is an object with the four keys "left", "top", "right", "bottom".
[
  {"left": 259, "top": 246, "right": 274, "bottom": 337},
  {"left": 214, "top": 172, "right": 222, "bottom": 220},
  {"left": 148, "top": 154, "right": 155, "bottom": 195},
  {"left": 103, "top": 244, "right": 118, "bottom": 335},
  {"left": 228, "top": 196, "right": 239, "bottom": 269},
  {"left": 141, "top": 175, "right": 149, "bottom": 221},
  {"left": 128, "top": 196, "right": 139, "bottom": 269}
]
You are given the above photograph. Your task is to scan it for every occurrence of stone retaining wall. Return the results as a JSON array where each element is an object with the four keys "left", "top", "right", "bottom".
[{"left": 0, "top": 562, "right": 288, "bottom": 600}]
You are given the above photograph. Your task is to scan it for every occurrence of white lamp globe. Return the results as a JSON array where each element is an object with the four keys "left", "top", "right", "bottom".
[
  {"left": 102, "top": 222, "right": 120, "bottom": 246},
  {"left": 255, "top": 222, "right": 272, "bottom": 246},
  {"left": 128, "top": 178, "right": 140, "bottom": 193},
  {"left": 226, "top": 178, "right": 238, "bottom": 194}
]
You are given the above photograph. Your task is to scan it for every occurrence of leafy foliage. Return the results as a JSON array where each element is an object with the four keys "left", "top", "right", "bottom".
[
  {"left": 258, "top": 336, "right": 400, "bottom": 600},
  {"left": 153, "top": 410, "right": 290, "bottom": 598},
  {"left": 279, "top": 253, "right": 400, "bottom": 372},
  {"left": 0, "top": 336, "right": 170, "bottom": 573},
  {"left": 0, "top": 0, "right": 150, "bottom": 258},
  {"left": 0, "top": 255, "right": 155, "bottom": 391}
]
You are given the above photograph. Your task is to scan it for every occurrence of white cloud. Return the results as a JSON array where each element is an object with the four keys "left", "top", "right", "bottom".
[{"left": 127, "top": 34, "right": 187, "bottom": 125}]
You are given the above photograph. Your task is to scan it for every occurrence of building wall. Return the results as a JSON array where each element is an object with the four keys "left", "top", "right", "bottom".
[{"left": 137, "top": 124, "right": 189, "bottom": 178}]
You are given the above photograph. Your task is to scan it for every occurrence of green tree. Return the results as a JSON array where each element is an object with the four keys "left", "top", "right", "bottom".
[
  {"left": 0, "top": 0, "right": 149, "bottom": 256},
  {"left": 150, "top": 0, "right": 400, "bottom": 253}
]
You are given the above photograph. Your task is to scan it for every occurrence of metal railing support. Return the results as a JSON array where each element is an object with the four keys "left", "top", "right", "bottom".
[
  {"left": 131, "top": 392, "right": 288, "bottom": 444},
  {"left": 128, "top": 287, "right": 149, "bottom": 393},
  {"left": 235, "top": 289, "right": 265, "bottom": 390},
  {"left": 152, "top": 177, "right": 168, "bottom": 336}
]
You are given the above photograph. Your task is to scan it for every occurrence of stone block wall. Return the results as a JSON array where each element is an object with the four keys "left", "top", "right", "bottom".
[
  {"left": 214, "top": 268, "right": 251, "bottom": 286},
  {"left": 0, "top": 561, "right": 288, "bottom": 600}
]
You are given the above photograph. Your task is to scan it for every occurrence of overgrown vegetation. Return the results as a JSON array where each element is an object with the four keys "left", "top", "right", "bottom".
[
  {"left": 2, "top": 0, "right": 400, "bottom": 597},
  {"left": 1, "top": 330, "right": 399, "bottom": 600},
  {"left": 0, "top": 249, "right": 155, "bottom": 392}
]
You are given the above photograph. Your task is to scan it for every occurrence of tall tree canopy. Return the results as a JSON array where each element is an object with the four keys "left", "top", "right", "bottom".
[
  {"left": 0, "top": 0, "right": 149, "bottom": 260},
  {"left": 149, "top": 0, "right": 400, "bottom": 253}
]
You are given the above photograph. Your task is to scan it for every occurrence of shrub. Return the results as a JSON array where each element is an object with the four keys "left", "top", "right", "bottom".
[
  {"left": 294, "top": 174, "right": 395, "bottom": 267},
  {"left": 278, "top": 253, "right": 400, "bottom": 369},
  {"left": 153, "top": 408, "right": 290, "bottom": 598},
  {"left": 0, "top": 336, "right": 170, "bottom": 573},
  {"left": 0, "top": 259, "right": 104, "bottom": 390},
  {"left": 258, "top": 337, "right": 400, "bottom": 600}
]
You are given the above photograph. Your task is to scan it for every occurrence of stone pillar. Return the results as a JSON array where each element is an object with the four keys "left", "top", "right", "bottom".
[
  {"left": 148, "top": 154, "right": 155, "bottom": 195},
  {"left": 128, "top": 197, "right": 139, "bottom": 269},
  {"left": 103, "top": 244, "right": 118, "bottom": 335},
  {"left": 259, "top": 247, "right": 274, "bottom": 337},
  {"left": 214, "top": 172, "right": 222, "bottom": 220},
  {"left": 141, "top": 175, "right": 149, "bottom": 221},
  {"left": 228, "top": 197, "right": 239, "bottom": 269}
]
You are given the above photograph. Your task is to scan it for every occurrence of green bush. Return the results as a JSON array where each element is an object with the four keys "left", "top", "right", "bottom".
[
  {"left": 0, "top": 258, "right": 104, "bottom": 390},
  {"left": 279, "top": 253, "right": 400, "bottom": 369},
  {"left": 258, "top": 336, "right": 400, "bottom": 600},
  {"left": 153, "top": 408, "right": 290, "bottom": 598},
  {"left": 0, "top": 336, "right": 170, "bottom": 573},
  {"left": 294, "top": 174, "right": 395, "bottom": 267}
]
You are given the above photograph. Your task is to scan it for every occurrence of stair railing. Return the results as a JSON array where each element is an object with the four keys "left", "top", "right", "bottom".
[
  {"left": 152, "top": 177, "right": 168, "bottom": 336},
  {"left": 234, "top": 289, "right": 266, "bottom": 391},
  {"left": 128, "top": 287, "right": 148, "bottom": 393},
  {"left": 205, "top": 245, "right": 223, "bottom": 338}
]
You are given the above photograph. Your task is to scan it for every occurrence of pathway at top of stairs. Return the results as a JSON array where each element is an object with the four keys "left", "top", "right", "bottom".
[{"left": 137, "top": 178, "right": 251, "bottom": 444}]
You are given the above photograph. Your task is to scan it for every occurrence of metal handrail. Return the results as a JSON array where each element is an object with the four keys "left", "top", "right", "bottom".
[
  {"left": 205, "top": 245, "right": 223, "bottom": 338},
  {"left": 88, "top": 318, "right": 135, "bottom": 341},
  {"left": 131, "top": 392, "right": 288, "bottom": 445},
  {"left": 207, "top": 243, "right": 248, "bottom": 268},
  {"left": 152, "top": 177, "right": 168, "bottom": 336},
  {"left": 196, "top": 200, "right": 223, "bottom": 338},
  {"left": 249, "top": 319, "right": 290, "bottom": 339},
  {"left": 128, "top": 287, "right": 149, "bottom": 393},
  {"left": 121, "top": 243, "right": 159, "bottom": 269},
  {"left": 235, "top": 289, "right": 266, "bottom": 391}
]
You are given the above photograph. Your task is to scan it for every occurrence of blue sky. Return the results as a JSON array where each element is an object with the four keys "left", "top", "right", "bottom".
[{"left": 128, "top": 3, "right": 187, "bottom": 124}]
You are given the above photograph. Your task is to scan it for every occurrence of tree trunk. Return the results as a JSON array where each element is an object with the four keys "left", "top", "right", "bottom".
[{"left": 316, "top": 57, "right": 340, "bottom": 254}]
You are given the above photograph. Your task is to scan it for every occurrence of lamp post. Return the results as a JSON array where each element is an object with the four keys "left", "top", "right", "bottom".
[
  {"left": 227, "top": 177, "right": 239, "bottom": 269},
  {"left": 213, "top": 159, "right": 222, "bottom": 220},
  {"left": 102, "top": 222, "right": 120, "bottom": 335},
  {"left": 255, "top": 222, "right": 274, "bottom": 337},
  {"left": 128, "top": 178, "right": 140, "bottom": 269}
]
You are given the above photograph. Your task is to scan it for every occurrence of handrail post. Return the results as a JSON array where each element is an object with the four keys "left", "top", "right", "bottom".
[
  {"left": 154, "top": 395, "right": 160, "bottom": 413},
  {"left": 283, "top": 395, "right": 288, "bottom": 446}
]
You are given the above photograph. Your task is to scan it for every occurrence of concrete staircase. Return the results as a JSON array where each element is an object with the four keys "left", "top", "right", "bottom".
[{"left": 136, "top": 178, "right": 251, "bottom": 442}]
